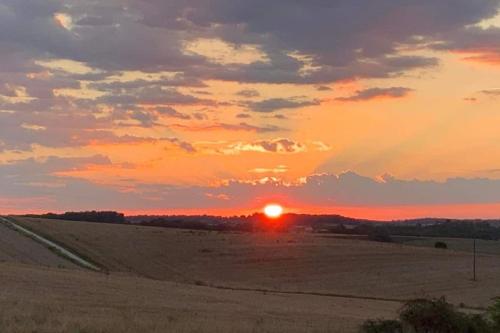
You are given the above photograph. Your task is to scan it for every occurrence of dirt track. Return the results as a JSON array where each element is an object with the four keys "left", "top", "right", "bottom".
[{"left": 0, "top": 219, "right": 78, "bottom": 269}]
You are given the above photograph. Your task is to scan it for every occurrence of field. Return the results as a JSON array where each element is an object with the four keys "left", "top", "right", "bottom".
[
  {"left": 0, "top": 221, "right": 78, "bottom": 269},
  {"left": 393, "top": 235, "right": 500, "bottom": 255},
  {"left": 2, "top": 216, "right": 500, "bottom": 332},
  {"left": 0, "top": 261, "right": 402, "bottom": 333}
]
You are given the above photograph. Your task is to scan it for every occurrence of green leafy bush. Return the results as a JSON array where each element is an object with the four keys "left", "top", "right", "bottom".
[
  {"left": 360, "top": 297, "right": 494, "bottom": 333},
  {"left": 360, "top": 319, "right": 402, "bottom": 333}
]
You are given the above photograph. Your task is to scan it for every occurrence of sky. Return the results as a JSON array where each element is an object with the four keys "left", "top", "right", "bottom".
[{"left": 1, "top": 0, "right": 500, "bottom": 219}]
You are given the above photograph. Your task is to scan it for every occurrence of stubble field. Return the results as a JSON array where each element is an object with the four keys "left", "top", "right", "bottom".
[{"left": 2, "top": 216, "right": 500, "bottom": 332}]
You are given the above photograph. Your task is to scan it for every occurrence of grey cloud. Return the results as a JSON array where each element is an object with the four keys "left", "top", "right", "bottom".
[
  {"left": 336, "top": 87, "right": 413, "bottom": 102},
  {"left": 171, "top": 122, "right": 284, "bottom": 133},
  {"left": 96, "top": 86, "right": 212, "bottom": 106},
  {"left": 219, "top": 138, "right": 306, "bottom": 155},
  {"left": 3, "top": 0, "right": 494, "bottom": 86},
  {"left": 3, "top": 167, "right": 500, "bottom": 215},
  {"left": 156, "top": 106, "right": 191, "bottom": 120},
  {"left": 236, "top": 89, "right": 260, "bottom": 98},
  {"left": 192, "top": 112, "right": 208, "bottom": 120},
  {"left": 480, "top": 88, "right": 500, "bottom": 96},
  {"left": 316, "top": 86, "right": 332, "bottom": 91},
  {"left": 247, "top": 97, "right": 320, "bottom": 113}
]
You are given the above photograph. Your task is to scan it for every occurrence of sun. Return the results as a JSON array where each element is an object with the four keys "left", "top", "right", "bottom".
[{"left": 263, "top": 204, "right": 284, "bottom": 218}]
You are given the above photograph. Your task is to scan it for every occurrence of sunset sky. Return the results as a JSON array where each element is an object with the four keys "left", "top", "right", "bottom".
[{"left": 1, "top": 1, "right": 500, "bottom": 219}]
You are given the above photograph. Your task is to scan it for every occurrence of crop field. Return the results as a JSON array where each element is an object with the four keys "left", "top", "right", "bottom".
[
  {"left": 2, "top": 216, "right": 500, "bottom": 332},
  {"left": 11, "top": 217, "right": 500, "bottom": 309},
  {"left": 0, "top": 220, "right": 78, "bottom": 270},
  {"left": 393, "top": 235, "right": 500, "bottom": 255},
  {"left": 0, "top": 260, "right": 399, "bottom": 333}
]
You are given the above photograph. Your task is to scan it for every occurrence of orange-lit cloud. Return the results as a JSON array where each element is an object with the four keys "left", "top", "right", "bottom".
[{"left": 1, "top": 1, "right": 500, "bottom": 217}]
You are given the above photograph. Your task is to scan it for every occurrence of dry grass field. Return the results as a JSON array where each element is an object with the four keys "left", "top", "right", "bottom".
[
  {"left": 0, "top": 221, "right": 78, "bottom": 269},
  {"left": 393, "top": 235, "right": 500, "bottom": 255},
  {"left": 0, "top": 261, "right": 400, "bottom": 333},
  {"left": 11, "top": 217, "right": 500, "bottom": 307},
  {"left": 3, "top": 216, "right": 500, "bottom": 332}
]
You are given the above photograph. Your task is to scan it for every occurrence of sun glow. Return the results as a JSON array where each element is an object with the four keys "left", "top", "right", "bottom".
[{"left": 263, "top": 204, "right": 284, "bottom": 218}]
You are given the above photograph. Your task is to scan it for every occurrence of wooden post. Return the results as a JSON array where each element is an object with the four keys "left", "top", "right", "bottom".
[{"left": 473, "top": 238, "right": 477, "bottom": 281}]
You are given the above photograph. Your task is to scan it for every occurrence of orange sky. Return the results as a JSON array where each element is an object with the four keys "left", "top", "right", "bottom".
[{"left": 0, "top": 2, "right": 499, "bottom": 218}]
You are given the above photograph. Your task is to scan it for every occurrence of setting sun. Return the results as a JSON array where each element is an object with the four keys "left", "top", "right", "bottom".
[{"left": 263, "top": 204, "right": 284, "bottom": 218}]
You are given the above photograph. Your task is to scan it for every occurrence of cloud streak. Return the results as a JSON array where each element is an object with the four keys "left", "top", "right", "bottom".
[{"left": 336, "top": 87, "right": 413, "bottom": 102}]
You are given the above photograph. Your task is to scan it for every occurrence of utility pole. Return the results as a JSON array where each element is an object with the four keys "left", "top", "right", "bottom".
[{"left": 473, "top": 238, "right": 477, "bottom": 281}]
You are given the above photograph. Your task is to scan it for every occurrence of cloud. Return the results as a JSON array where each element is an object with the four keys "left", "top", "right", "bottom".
[
  {"left": 247, "top": 97, "right": 320, "bottom": 113},
  {"left": 235, "top": 89, "right": 260, "bottom": 98},
  {"left": 3, "top": 0, "right": 493, "bottom": 87},
  {"left": 3, "top": 164, "right": 500, "bottom": 218},
  {"left": 434, "top": 26, "right": 500, "bottom": 66},
  {"left": 156, "top": 106, "right": 191, "bottom": 119},
  {"left": 171, "top": 122, "right": 284, "bottom": 133},
  {"left": 480, "top": 88, "right": 500, "bottom": 96},
  {"left": 336, "top": 87, "right": 413, "bottom": 102},
  {"left": 221, "top": 139, "right": 306, "bottom": 154},
  {"left": 0, "top": 0, "right": 499, "bottom": 216},
  {"left": 316, "top": 85, "right": 332, "bottom": 91},
  {"left": 250, "top": 165, "right": 288, "bottom": 174}
]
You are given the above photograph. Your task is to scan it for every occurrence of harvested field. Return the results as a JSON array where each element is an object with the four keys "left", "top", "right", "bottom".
[
  {"left": 393, "top": 235, "right": 500, "bottom": 255},
  {"left": 0, "top": 261, "right": 399, "bottom": 333},
  {"left": 12, "top": 217, "right": 500, "bottom": 309},
  {"left": 0, "top": 219, "right": 78, "bottom": 269}
]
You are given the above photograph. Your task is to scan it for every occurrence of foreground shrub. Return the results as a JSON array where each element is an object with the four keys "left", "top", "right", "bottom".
[
  {"left": 360, "top": 319, "right": 402, "bottom": 333},
  {"left": 360, "top": 297, "right": 494, "bottom": 333},
  {"left": 399, "top": 298, "right": 463, "bottom": 333},
  {"left": 488, "top": 298, "right": 500, "bottom": 331}
]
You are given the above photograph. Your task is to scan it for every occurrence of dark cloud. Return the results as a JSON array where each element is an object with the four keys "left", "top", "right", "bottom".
[
  {"left": 250, "top": 139, "right": 305, "bottom": 153},
  {"left": 2, "top": 0, "right": 496, "bottom": 87},
  {"left": 156, "top": 106, "right": 191, "bottom": 120},
  {"left": 247, "top": 97, "right": 320, "bottom": 113},
  {"left": 432, "top": 26, "right": 500, "bottom": 65},
  {"left": 95, "top": 86, "right": 212, "bottom": 107},
  {"left": 480, "top": 88, "right": 500, "bottom": 96},
  {"left": 221, "top": 138, "right": 306, "bottom": 154},
  {"left": 316, "top": 85, "right": 332, "bottom": 91},
  {"left": 2, "top": 165, "right": 500, "bottom": 215},
  {"left": 171, "top": 122, "right": 284, "bottom": 133},
  {"left": 192, "top": 112, "right": 209, "bottom": 120},
  {"left": 235, "top": 89, "right": 260, "bottom": 98},
  {"left": 336, "top": 87, "right": 413, "bottom": 102}
]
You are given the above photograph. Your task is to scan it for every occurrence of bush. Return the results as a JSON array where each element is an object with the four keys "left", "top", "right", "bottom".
[
  {"left": 360, "top": 319, "right": 402, "bottom": 333},
  {"left": 399, "top": 297, "right": 462, "bottom": 333},
  {"left": 368, "top": 228, "right": 393, "bottom": 243},
  {"left": 360, "top": 297, "right": 494, "bottom": 333},
  {"left": 435, "top": 241, "right": 448, "bottom": 249},
  {"left": 487, "top": 298, "right": 500, "bottom": 331}
]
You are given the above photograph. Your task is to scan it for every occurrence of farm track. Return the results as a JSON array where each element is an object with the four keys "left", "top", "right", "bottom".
[{"left": 0, "top": 216, "right": 100, "bottom": 271}]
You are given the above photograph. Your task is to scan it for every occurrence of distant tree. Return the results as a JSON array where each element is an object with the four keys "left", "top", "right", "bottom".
[
  {"left": 28, "top": 211, "right": 126, "bottom": 224},
  {"left": 368, "top": 227, "right": 393, "bottom": 243},
  {"left": 434, "top": 241, "right": 448, "bottom": 249}
]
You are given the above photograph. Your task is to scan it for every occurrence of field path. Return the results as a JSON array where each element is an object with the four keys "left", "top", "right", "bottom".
[
  {"left": 0, "top": 217, "right": 79, "bottom": 269},
  {"left": 0, "top": 217, "right": 98, "bottom": 271}
]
